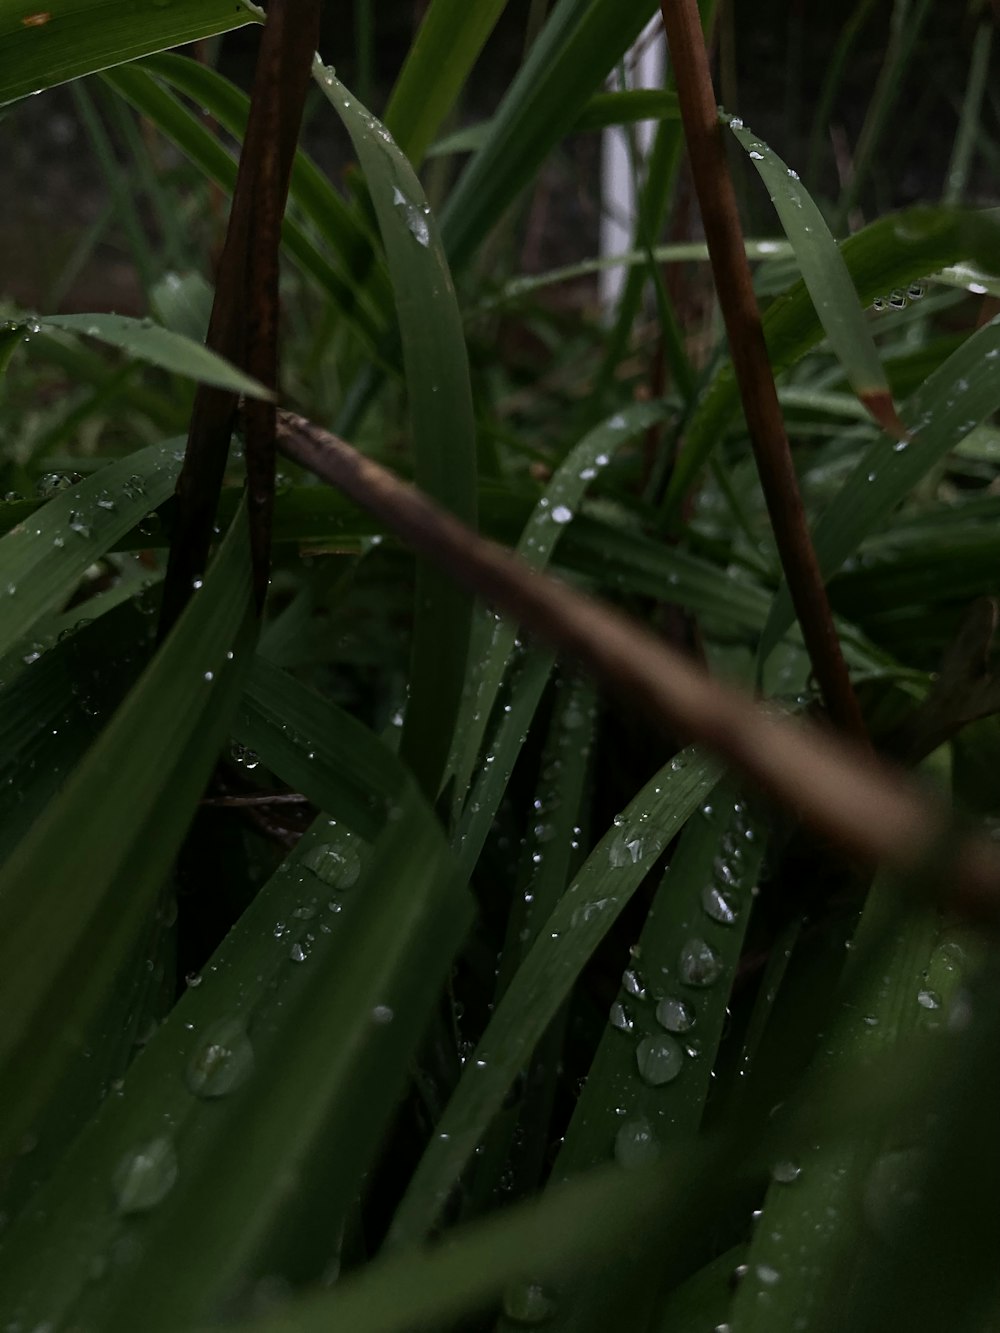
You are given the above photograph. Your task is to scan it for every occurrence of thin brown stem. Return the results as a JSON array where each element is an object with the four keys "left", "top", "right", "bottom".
[
  {"left": 658, "top": 0, "right": 867, "bottom": 745},
  {"left": 274, "top": 409, "right": 1000, "bottom": 926}
]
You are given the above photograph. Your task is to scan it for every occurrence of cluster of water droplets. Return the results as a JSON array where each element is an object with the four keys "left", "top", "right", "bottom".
[
  {"left": 871, "top": 281, "right": 925, "bottom": 312},
  {"left": 605, "top": 800, "right": 758, "bottom": 1168}
]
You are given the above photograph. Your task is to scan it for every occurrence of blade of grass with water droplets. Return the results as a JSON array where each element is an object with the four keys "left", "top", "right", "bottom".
[
  {"left": 0, "top": 502, "right": 255, "bottom": 1185},
  {"left": 549, "top": 792, "right": 766, "bottom": 1191},
  {"left": 0, "top": 795, "right": 470, "bottom": 1329},
  {"left": 449, "top": 401, "right": 670, "bottom": 816},
  {"left": 452, "top": 646, "right": 556, "bottom": 882},
  {"left": 386, "top": 748, "right": 722, "bottom": 1248},
  {"left": 760, "top": 312, "right": 1000, "bottom": 662},
  {"left": 462, "top": 674, "right": 597, "bottom": 1219},
  {"left": 663, "top": 206, "right": 1000, "bottom": 515},
  {"left": 0, "top": 0, "right": 257, "bottom": 107},
  {"left": 726, "top": 756, "right": 951, "bottom": 1331},
  {"left": 726, "top": 118, "right": 900, "bottom": 434},
  {"left": 0, "top": 437, "right": 182, "bottom": 660},
  {"left": 313, "top": 65, "right": 478, "bottom": 800},
  {"left": 37, "top": 314, "right": 272, "bottom": 398}
]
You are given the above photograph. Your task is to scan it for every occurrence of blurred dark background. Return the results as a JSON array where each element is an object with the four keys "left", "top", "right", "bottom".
[{"left": 0, "top": 0, "right": 995, "bottom": 315}]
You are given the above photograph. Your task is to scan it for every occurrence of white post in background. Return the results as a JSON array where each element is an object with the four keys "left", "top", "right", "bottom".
[{"left": 599, "top": 17, "right": 665, "bottom": 320}]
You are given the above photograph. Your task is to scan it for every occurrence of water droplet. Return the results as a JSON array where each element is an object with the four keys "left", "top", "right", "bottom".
[
  {"left": 889, "top": 288, "right": 907, "bottom": 309},
  {"left": 907, "top": 281, "right": 925, "bottom": 300},
  {"left": 655, "top": 996, "right": 694, "bottom": 1032},
  {"left": 749, "top": 150, "right": 763, "bottom": 160},
  {"left": 303, "top": 841, "right": 361, "bottom": 889},
  {"left": 112, "top": 1137, "right": 178, "bottom": 1214},
  {"left": 621, "top": 967, "right": 646, "bottom": 999},
  {"left": 635, "top": 1034, "right": 684, "bottom": 1085},
  {"left": 756, "top": 1264, "right": 781, "bottom": 1286},
  {"left": 290, "top": 941, "right": 309, "bottom": 963},
  {"left": 550, "top": 504, "right": 573, "bottom": 525},
  {"left": 609, "top": 1000, "right": 635, "bottom": 1033},
  {"left": 372, "top": 1004, "right": 394, "bottom": 1025},
  {"left": 502, "top": 1281, "right": 557, "bottom": 1324},
  {"left": 614, "top": 1116, "right": 660, "bottom": 1169},
  {"left": 36, "top": 471, "right": 71, "bottom": 498},
  {"left": 185, "top": 971, "right": 202, "bottom": 988},
  {"left": 678, "top": 938, "right": 722, "bottom": 987},
  {"left": 608, "top": 827, "right": 646, "bottom": 867},
  {"left": 68, "top": 510, "right": 91, "bottom": 538},
  {"left": 916, "top": 988, "right": 941, "bottom": 1010},
  {"left": 702, "top": 883, "right": 739, "bottom": 926},
  {"left": 872, "top": 296, "right": 886, "bottom": 311},
  {"left": 772, "top": 1159, "right": 801, "bottom": 1183},
  {"left": 185, "top": 1017, "right": 254, "bottom": 1097},
  {"left": 391, "top": 185, "right": 431, "bottom": 246}
]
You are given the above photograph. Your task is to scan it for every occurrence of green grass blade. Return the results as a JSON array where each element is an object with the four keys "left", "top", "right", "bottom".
[
  {"left": 449, "top": 401, "right": 670, "bottom": 815},
  {"left": 0, "top": 0, "right": 256, "bottom": 107},
  {"left": 452, "top": 645, "right": 556, "bottom": 881},
  {"left": 0, "top": 437, "right": 182, "bottom": 660},
  {"left": 0, "top": 804, "right": 470, "bottom": 1329},
  {"left": 760, "top": 312, "right": 1000, "bottom": 660},
  {"left": 387, "top": 748, "right": 722, "bottom": 1248},
  {"left": 663, "top": 206, "right": 1000, "bottom": 516},
  {"left": 463, "top": 674, "right": 597, "bottom": 1217},
  {"left": 314, "top": 66, "right": 478, "bottom": 799},
  {"left": 383, "top": 0, "right": 512, "bottom": 166},
  {"left": 726, "top": 116, "right": 890, "bottom": 404},
  {"left": 0, "top": 501, "right": 255, "bottom": 1180},
  {"left": 551, "top": 793, "right": 765, "bottom": 1188},
  {"left": 441, "top": 0, "right": 659, "bottom": 272},
  {"left": 37, "top": 314, "right": 272, "bottom": 398},
  {"left": 428, "top": 89, "right": 681, "bottom": 159},
  {"left": 191, "top": 1138, "right": 730, "bottom": 1333},
  {"left": 726, "top": 895, "right": 942, "bottom": 1331}
]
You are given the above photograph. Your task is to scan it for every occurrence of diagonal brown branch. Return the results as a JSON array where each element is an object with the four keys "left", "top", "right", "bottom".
[
  {"left": 274, "top": 408, "right": 1000, "bottom": 926},
  {"left": 657, "top": 1, "right": 867, "bottom": 745}
]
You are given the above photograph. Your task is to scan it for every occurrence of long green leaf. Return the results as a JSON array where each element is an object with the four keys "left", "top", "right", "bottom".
[
  {"left": 38, "top": 313, "right": 272, "bottom": 398},
  {"left": 664, "top": 206, "right": 1000, "bottom": 514},
  {"left": 726, "top": 117, "right": 890, "bottom": 403},
  {"left": 314, "top": 66, "right": 478, "bottom": 799},
  {"left": 0, "top": 437, "right": 182, "bottom": 660},
  {"left": 551, "top": 793, "right": 766, "bottom": 1188},
  {"left": 760, "top": 312, "right": 1000, "bottom": 660},
  {"left": 0, "top": 0, "right": 257, "bottom": 106},
  {"left": 441, "top": 0, "right": 659, "bottom": 272},
  {"left": 383, "top": 0, "right": 512, "bottom": 166},
  {"left": 450, "top": 400, "right": 669, "bottom": 815},
  {"left": 387, "top": 748, "right": 722, "bottom": 1248},
  {"left": 0, "top": 500, "right": 255, "bottom": 1181},
  {"left": 0, "top": 805, "right": 469, "bottom": 1329}
]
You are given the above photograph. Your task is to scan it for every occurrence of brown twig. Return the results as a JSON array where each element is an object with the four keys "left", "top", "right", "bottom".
[
  {"left": 274, "top": 408, "right": 1000, "bottom": 926},
  {"left": 657, "top": 1, "right": 867, "bottom": 745},
  {"left": 158, "top": 1, "right": 322, "bottom": 635}
]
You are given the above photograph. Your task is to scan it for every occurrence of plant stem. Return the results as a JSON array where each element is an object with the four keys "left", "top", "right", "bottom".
[{"left": 657, "top": 0, "right": 868, "bottom": 745}]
